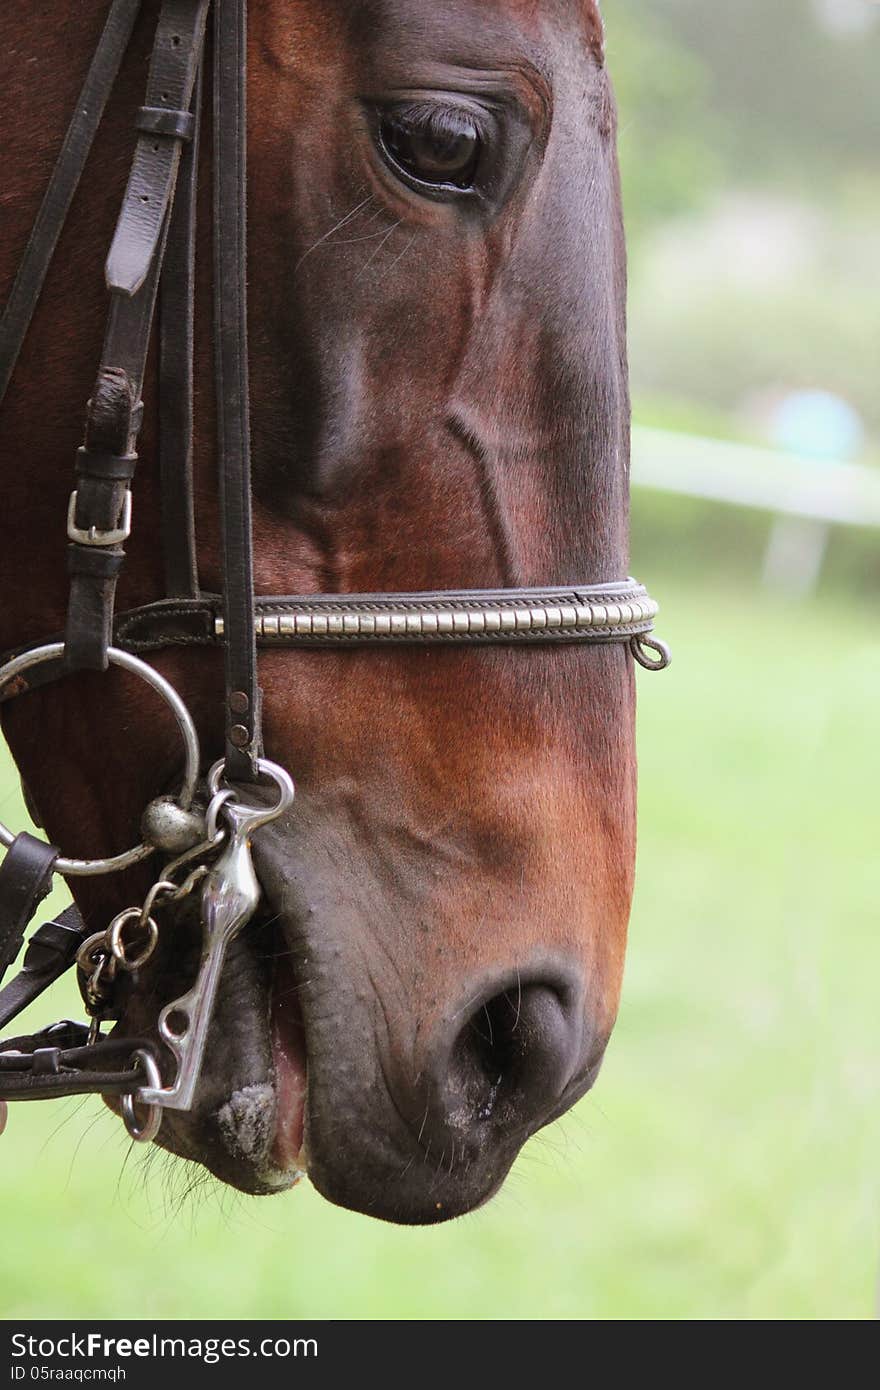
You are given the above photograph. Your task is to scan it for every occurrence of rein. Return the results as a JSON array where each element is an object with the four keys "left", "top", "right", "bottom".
[{"left": 0, "top": 0, "right": 669, "bottom": 1144}]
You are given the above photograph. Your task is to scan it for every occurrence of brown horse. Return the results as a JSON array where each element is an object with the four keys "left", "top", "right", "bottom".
[{"left": 0, "top": 0, "right": 636, "bottom": 1222}]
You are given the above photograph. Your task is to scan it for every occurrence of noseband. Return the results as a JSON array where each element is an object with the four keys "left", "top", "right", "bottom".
[{"left": 0, "top": 0, "right": 668, "bottom": 1142}]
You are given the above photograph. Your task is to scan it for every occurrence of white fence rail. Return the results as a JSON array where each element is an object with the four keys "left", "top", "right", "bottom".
[
  {"left": 629, "top": 426, "right": 880, "bottom": 594},
  {"left": 631, "top": 426, "right": 880, "bottom": 528}
]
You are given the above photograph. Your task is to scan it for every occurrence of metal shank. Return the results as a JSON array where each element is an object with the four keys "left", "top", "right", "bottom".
[{"left": 136, "top": 759, "right": 294, "bottom": 1113}]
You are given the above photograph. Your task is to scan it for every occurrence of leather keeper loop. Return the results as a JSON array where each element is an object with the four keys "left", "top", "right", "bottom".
[
  {"left": 75, "top": 446, "right": 138, "bottom": 482},
  {"left": 23, "top": 919, "right": 85, "bottom": 973},
  {"left": 113, "top": 598, "right": 216, "bottom": 649},
  {"left": 31, "top": 1048, "right": 62, "bottom": 1076},
  {"left": 66, "top": 546, "right": 126, "bottom": 579},
  {"left": 84, "top": 370, "right": 140, "bottom": 454},
  {"left": 136, "top": 105, "right": 195, "bottom": 141}
]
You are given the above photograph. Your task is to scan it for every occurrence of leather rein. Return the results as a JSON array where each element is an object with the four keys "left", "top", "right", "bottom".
[{"left": 0, "top": 0, "right": 669, "bottom": 1141}]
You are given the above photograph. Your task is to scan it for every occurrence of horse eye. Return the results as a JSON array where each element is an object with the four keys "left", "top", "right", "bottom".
[{"left": 378, "top": 107, "right": 482, "bottom": 191}]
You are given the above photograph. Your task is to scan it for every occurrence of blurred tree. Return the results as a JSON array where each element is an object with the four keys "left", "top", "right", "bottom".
[
  {"left": 602, "top": 1, "right": 722, "bottom": 245},
  {"left": 624, "top": 0, "right": 880, "bottom": 184},
  {"left": 601, "top": 0, "right": 880, "bottom": 458}
]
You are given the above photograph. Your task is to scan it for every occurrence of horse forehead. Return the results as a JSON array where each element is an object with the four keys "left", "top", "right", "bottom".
[
  {"left": 349, "top": 0, "right": 599, "bottom": 31},
  {"left": 261, "top": 0, "right": 604, "bottom": 67}
]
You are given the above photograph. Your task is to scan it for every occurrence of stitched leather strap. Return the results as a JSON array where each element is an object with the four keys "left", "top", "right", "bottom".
[
  {"left": 0, "top": 0, "right": 142, "bottom": 407},
  {"left": 158, "top": 64, "right": 202, "bottom": 599},
  {"left": 214, "top": 0, "right": 261, "bottom": 780},
  {"left": 0, "top": 833, "right": 59, "bottom": 986},
  {"left": 65, "top": 0, "right": 210, "bottom": 671},
  {"left": 0, "top": 1027, "right": 155, "bottom": 1100},
  {"left": 106, "top": 0, "right": 210, "bottom": 296}
]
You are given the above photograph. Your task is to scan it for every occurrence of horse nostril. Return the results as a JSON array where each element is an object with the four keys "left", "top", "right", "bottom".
[{"left": 445, "top": 980, "right": 580, "bottom": 1130}]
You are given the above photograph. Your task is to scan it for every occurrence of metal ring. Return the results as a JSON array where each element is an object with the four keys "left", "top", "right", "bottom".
[
  {"left": 204, "top": 788, "right": 235, "bottom": 843},
  {"left": 168, "top": 863, "right": 210, "bottom": 901},
  {"left": 207, "top": 758, "right": 295, "bottom": 830},
  {"left": 86, "top": 954, "right": 114, "bottom": 1008},
  {"left": 630, "top": 635, "right": 672, "bottom": 671},
  {"left": 107, "top": 908, "right": 159, "bottom": 973},
  {"left": 121, "top": 1049, "right": 163, "bottom": 1144},
  {"left": 76, "top": 930, "right": 113, "bottom": 976},
  {"left": 139, "top": 879, "right": 178, "bottom": 925},
  {"left": 0, "top": 643, "right": 201, "bottom": 876}
]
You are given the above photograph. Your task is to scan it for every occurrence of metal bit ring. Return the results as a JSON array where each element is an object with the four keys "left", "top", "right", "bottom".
[
  {"left": 108, "top": 908, "right": 160, "bottom": 973},
  {"left": 0, "top": 644, "right": 201, "bottom": 877},
  {"left": 122, "top": 1049, "right": 163, "bottom": 1144},
  {"left": 75, "top": 931, "right": 117, "bottom": 1010},
  {"left": 204, "top": 788, "right": 236, "bottom": 843},
  {"left": 86, "top": 957, "right": 113, "bottom": 1009},
  {"left": 207, "top": 759, "right": 295, "bottom": 826},
  {"left": 76, "top": 930, "right": 113, "bottom": 976}
]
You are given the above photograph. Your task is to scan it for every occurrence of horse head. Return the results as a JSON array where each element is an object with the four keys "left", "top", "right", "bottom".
[{"left": 0, "top": 0, "right": 650, "bottom": 1224}]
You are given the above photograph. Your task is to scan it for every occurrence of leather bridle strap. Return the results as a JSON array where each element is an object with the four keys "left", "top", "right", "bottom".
[
  {"left": 105, "top": 1, "right": 209, "bottom": 298},
  {"left": 0, "top": 905, "right": 88, "bottom": 1032},
  {"left": 0, "top": 0, "right": 142, "bottom": 408},
  {"left": 213, "top": 0, "right": 261, "bottom": 781},
  {"left": 65, "top": 0, "right": 211, "bottom": 671},
  {"left": 0, "top": 834, "right": 59, "bottom": 987},
  {"left": 0, "top": 1024, "right": 155, "bottom": 1101},
  {"left": 158, "top": 64, "right": 203, "bottom": 601}
]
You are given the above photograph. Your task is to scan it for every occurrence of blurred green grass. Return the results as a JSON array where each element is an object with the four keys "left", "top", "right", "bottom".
[{"left": 0, "top": 574, "right": 877, "bottom": 1320}]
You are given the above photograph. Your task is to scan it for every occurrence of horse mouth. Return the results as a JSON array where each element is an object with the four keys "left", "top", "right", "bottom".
[
  {"left": 108, "top": 901, "right": 311, "bottom": 1197},
  {"left": 105, "top": 841, "right": 604, "bottom": 1218},
  {"left": 266, "top": 935, "right": 309, "bottom": 1182}
]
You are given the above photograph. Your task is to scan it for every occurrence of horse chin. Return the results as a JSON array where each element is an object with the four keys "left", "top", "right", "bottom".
[{"left": 107, "top": 904, "right": 310, "bottom": 1198}]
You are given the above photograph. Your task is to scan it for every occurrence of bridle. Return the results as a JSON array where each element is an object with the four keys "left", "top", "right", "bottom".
[{"left": 0, "top": 0, "right": 669, "bottom": 1144}]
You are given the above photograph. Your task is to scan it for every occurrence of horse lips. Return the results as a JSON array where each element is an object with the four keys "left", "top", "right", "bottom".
[{"left": 269, "top": 947, "right": 308, "bottom": 1180}]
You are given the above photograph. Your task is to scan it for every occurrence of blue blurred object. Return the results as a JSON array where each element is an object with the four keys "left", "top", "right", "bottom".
[{"left": 773, "top": 390, "right": 866, "bottom": 462}]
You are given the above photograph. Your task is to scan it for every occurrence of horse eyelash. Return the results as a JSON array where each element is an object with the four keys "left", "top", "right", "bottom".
[{"left": 384, "top": 101, "right": 484, "bottom": 142}]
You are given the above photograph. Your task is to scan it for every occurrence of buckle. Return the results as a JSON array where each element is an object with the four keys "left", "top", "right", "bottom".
[{"left": 66, "top": 490, "right": 132, "bottom": 547}]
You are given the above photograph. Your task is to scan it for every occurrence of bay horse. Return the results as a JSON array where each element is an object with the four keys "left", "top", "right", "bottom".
[{"left": 0, "top": 0, "right": 661, "bottom": 1223}]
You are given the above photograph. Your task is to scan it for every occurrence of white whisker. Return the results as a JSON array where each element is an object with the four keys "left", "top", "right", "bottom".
[{"left": 294, "top": 193, "right": 375, "bottom": 272}]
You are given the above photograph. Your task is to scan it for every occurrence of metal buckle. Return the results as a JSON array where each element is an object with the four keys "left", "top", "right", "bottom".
[{"left": 66, "top": 489, "right": 132, "bottom": 547}]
